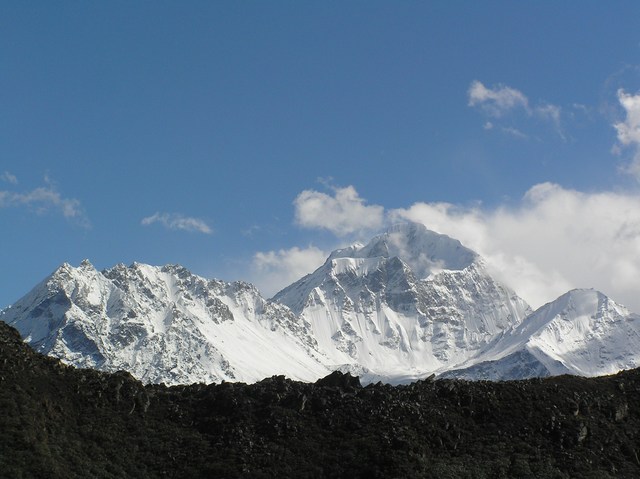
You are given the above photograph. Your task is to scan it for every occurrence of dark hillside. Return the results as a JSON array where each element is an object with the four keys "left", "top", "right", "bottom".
[{"left": 1, "top": 320, "right": 639, "bottom": 478}]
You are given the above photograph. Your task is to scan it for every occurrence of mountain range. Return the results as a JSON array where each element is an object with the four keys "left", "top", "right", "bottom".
[{"left": 2, "top": 222, "right": 639, "bottom": 385}]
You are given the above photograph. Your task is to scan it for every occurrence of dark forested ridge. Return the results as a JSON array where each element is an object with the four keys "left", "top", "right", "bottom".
[{"left": 1, "top": 319, "right": 639, "bottom": 479}]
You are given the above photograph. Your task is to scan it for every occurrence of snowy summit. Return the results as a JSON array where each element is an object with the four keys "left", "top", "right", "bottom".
[{"left": 3, "top": 223, "right": 640, "bottom": 385}]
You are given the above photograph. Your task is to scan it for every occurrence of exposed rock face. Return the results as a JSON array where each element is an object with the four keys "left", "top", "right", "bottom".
[
  {"left": 1, "top": 261, "right": 329, "bottom": 385},
  {"left": 274, "top": 222, "right": 532, "bottom": 381},
  {"left": 445, "top": 289, "right": 640, "bottom": 380},
  {"left": 2, "top": 319, "right": 640, "bottom": 478},
  {"left": 4, "top": 222, "right": 640, "bottom": 385}
]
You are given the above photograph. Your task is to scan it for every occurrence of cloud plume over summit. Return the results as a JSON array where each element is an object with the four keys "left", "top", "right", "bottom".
[{"left": 391, "top": 183, "right": 640, "bottom": 312}]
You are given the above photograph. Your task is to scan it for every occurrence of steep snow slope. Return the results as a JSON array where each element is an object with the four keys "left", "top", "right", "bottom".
[
  {"left": 273, "top": 222, "right": 532, "bottom": 381},
  {"left": 443, "top": 289, "right": 640, "bottom": 380},
  {"left": 4, "top": 222, "right": 638, "bottom": 385},
  {"left": 1, "top": 260, "right": 329, "bottom": 385}
]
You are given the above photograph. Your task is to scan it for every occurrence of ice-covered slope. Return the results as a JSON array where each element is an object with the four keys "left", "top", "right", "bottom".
[
  {"left": 5, "top": 222, "right": 637, "bottom": 385},
  {"left": 442, "top": 289, "right": 640, "bottom": 380},
  {"left": 273, "top": 222, "right": 532, "bottom": 382},
  {"left": 1, "top": 260, "right": 329, "bottom": 385}
]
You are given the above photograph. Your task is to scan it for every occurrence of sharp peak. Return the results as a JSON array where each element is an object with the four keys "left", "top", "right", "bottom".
[
  {"left": 380, "top": 221, "right": 471, "bottom": 245},
  {"left": 360, "top": 221, "right": 472, "bottom": 250},
  {"left": 112, "top": 262, "right": 237, "bottom": 286},
  {"left": 532, "top": 288, "right": 618, "bottom": 318},
  {"left": 566, "top": 287, "right": 600, "bottom": 294},
  {"left": 558, "top": 288, "right": 607, "bottom": 301},
  {"left": 52, "top": 259, "right": 96, "bottom": 274},
  {"left": 125, "top": 261, "right": 189, "bottom": 272},
  {"left": 383, "top": 221, "right": 430, "bottom": 233},
  {"left": 564, "top": 288, "right": 627, "bottom": 309},
  {"left": 329, "top": 221, "right": 462, "bottom": 254},
  {"left": 326, "top": 221, "right": 479, "bottom": 274}
]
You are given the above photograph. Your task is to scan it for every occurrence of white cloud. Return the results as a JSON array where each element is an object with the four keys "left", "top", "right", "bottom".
[
  {"left": 536, "top": 103, "right": 561, "bottom": 125},
  {"left": 468, "top": 80, "right": 530, "bottom": 117},
  {"left": 536, "top": 103, "right": 565, "bottom": 139},
  {"left": 469, "top": 81, "right": 565, "bottom": 139},
  {"left": 294, "top": 185, "right": 384, "bottom": 236},
  {"left": 1, "top": 171, "right": 18, "bottom": 184},
  {"left": 0, "top": 184, "right": 89, "bottom": 227},
  {"left": 251, "top": 245, "right": 327, "bottom": 297},
  {"left": 390, "top": 183, "right": 640, "bottom": 313},
  {"left": 614, "top": 89, "right": 640, "bottom": 180},
  {"left": 141, "top": 212, "right": 212, "bottom": 234},
  {"left": 615, "top": 89, "right": 640, "bottom": 145},
  {"left": 501, "top": 126, "right": 528, "bottom": 139}
]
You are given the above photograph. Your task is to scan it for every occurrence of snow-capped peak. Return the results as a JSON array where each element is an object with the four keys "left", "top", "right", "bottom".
[
  {"left": 443, "top": 288, "right": 640, "bottom": 380},
  {"left": 1, "top": 261, "right": 330, "bottom": 385},
  {"left": 273, "top": 222, "right": 530, "bottom": 382},
  {"left": 3, "top": 223, "right": 639, "bottom": 386},
  {"left": 328, "top": 222, "right": 478, "bottom": 279}
]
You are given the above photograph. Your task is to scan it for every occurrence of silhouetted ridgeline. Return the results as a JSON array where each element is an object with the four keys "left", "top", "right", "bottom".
[{"left": 1, "top": 319, "right": 639, "bottom": 478}]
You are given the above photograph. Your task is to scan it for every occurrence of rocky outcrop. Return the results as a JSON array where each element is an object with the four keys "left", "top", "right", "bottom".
[{"left": 2, "top": 319, "right": 640, "bottom": 478}]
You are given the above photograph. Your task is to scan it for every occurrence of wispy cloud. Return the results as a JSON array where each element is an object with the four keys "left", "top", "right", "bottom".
[
  {"left": 535, "top": 103, "right": 565, "bottom": 139},
  {"left": 141, "top": 212, "right": 212, "bottom": 234},
  {"left": 468, "top": 80, "right": 529, "bottom": 117},
  {"left": 251, "top": 245, "right": 327, "bottom": 297},
  {"left": 501, "top": 126, "right": 528, "bottom": 139},
  {"left": 1, "top": 171, "right": 18, "bottom": 184},
  {"left": 469, "top": 80, "right": 565, "bottom": 139},
  {"left": 613, "top": 88, "right": 640, "bottom": 180},
  {"left": 294, "top": 185, "right": 384, "bottom": 237},
  {"left": 0, "top": 181, "right": 90, "bottom": 228}
]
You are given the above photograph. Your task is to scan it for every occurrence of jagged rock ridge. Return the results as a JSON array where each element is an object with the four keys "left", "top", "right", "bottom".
[
  {"left": 1, "top": 260, "right": 329, "bottom": 385},
  {"left": 443, "top": 289, "right": 640, "bottom": 380},
  {"left": 3, "top": 222, "right": 640, "bottom": 384},
  {"left": 273, "top": 222, "right": 532, "bottom": 382}
]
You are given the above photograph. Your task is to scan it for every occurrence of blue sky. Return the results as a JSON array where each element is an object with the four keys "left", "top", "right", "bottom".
[{"left": 3, "top": 2, "right": 640, "bottom": 311}]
